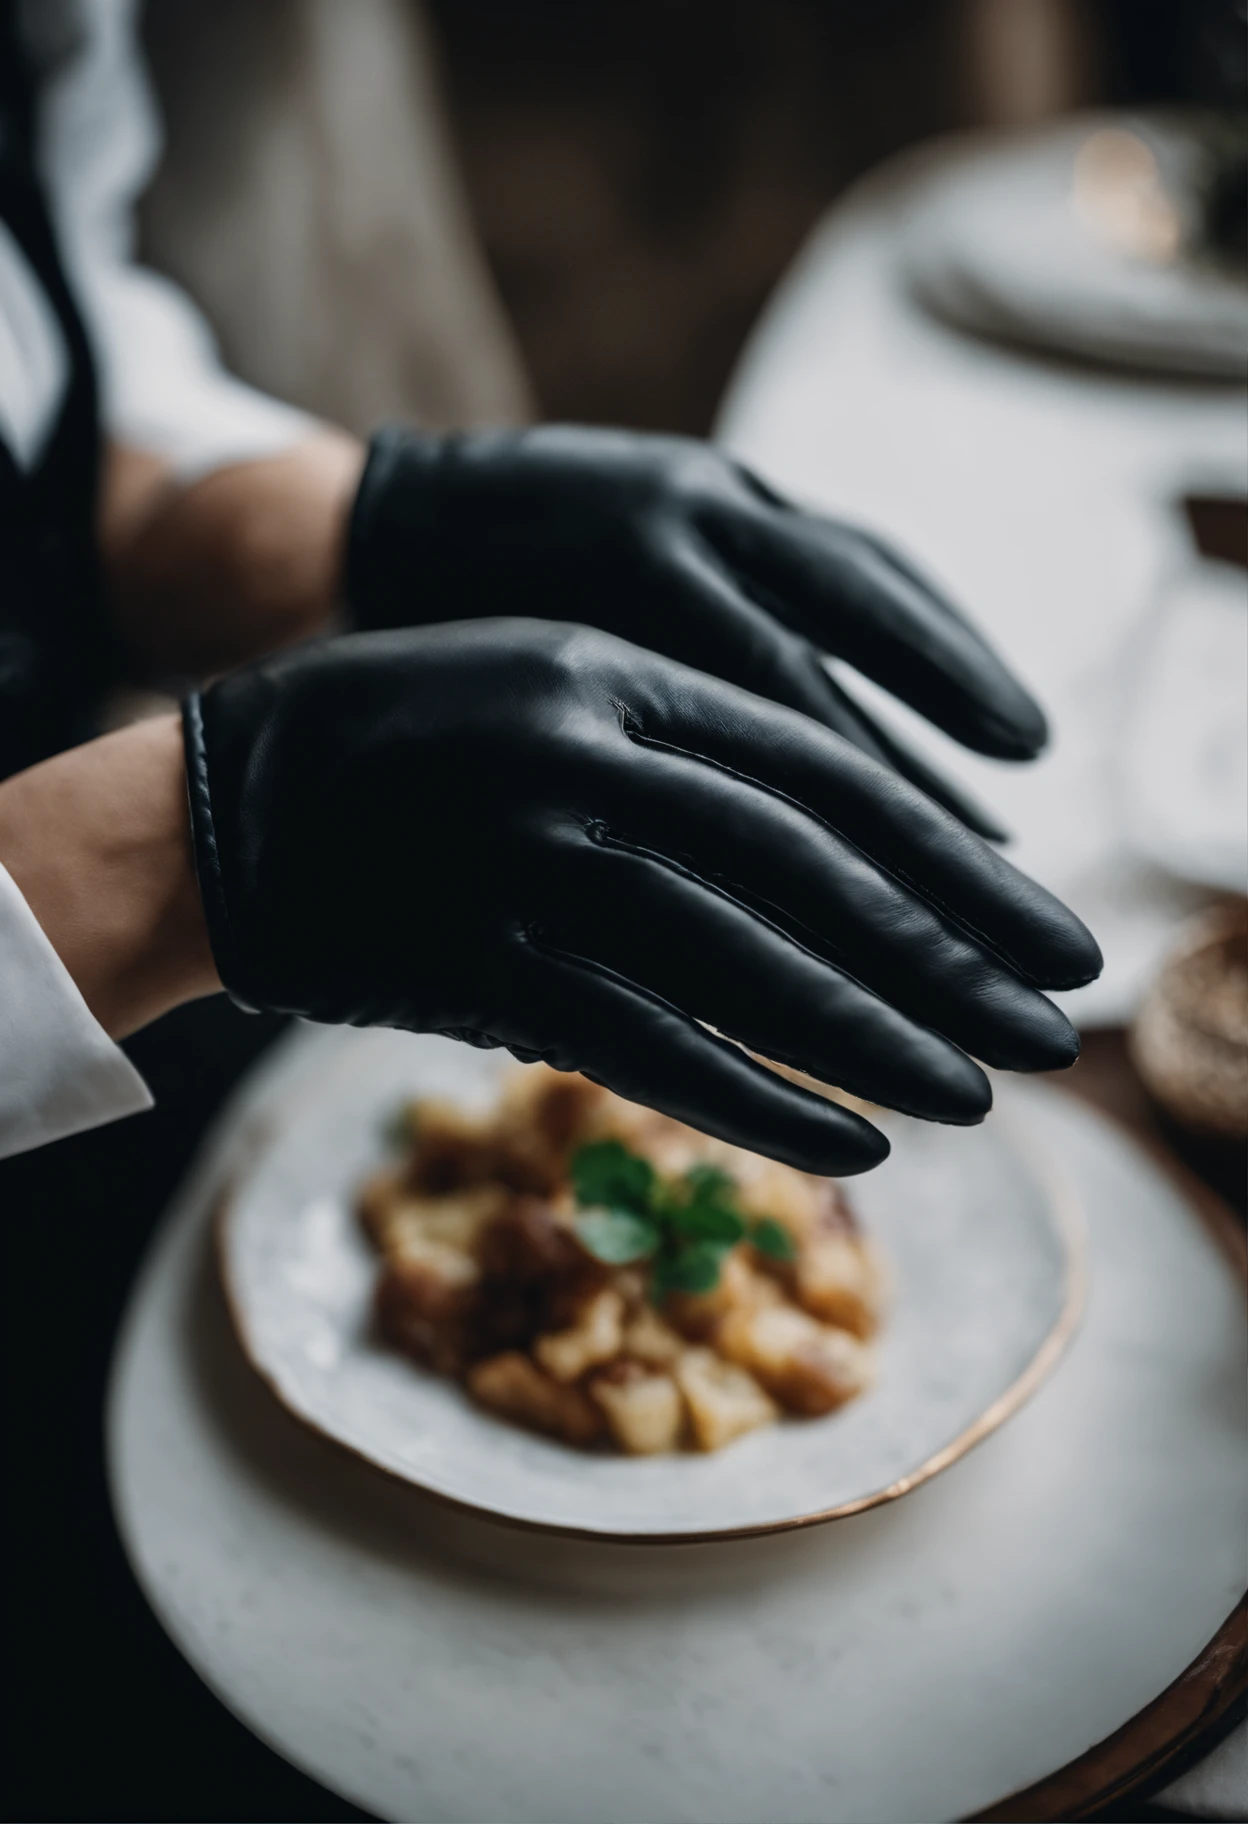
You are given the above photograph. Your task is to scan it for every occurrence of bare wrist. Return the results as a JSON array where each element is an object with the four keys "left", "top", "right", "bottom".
[
  {"left": 0, "top": 715, "right": 220, "bottom": 1038},
  {"left": 103, "top": 429, "right": 366, "bottom": 676}
]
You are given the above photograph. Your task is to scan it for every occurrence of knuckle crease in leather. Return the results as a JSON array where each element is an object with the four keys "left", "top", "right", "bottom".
[
  {"left": 706, "top": 1029, "right": 951, "bottom": 1127},
  {"left": 521, "top": 929, "right": 897, "bottom": 1113},
  {"left": 577, "top": 819, "right": 875, "bottom": 987},
  {"left": 517, "top": 927, "right": 710, "bottom": 1030},
  {"left": 618, "top": 724, "right": 1041, "bottom": 985}
]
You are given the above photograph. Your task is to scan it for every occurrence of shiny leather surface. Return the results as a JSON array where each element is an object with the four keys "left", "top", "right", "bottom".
[
  {"left": 347, "top": 425, "right": 1053, "bottom": 838},
  {"left": 184, "top": 621, "right": 1100, "bottom": 1176}
]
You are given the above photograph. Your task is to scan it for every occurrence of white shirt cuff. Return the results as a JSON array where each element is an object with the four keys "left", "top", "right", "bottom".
[
  {"left": 0, "top": 862, "right": 153, "bottom": 1161},
  {"left": 85, "top": 265, "right": 318, "bottom": 483},
  {"left": 32, "top": 0, "right": 316, "bottom": 485}
]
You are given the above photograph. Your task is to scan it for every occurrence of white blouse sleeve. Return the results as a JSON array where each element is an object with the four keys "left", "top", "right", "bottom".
[
  {"left": 30, "top": 0, "right": 314, "bottom": 481},
  {"left": 0, "top": 862, "right": 152, "bottom": 1161}
]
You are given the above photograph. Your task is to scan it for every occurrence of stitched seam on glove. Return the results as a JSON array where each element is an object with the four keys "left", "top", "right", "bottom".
[
  {"left": 519, "top": 923, "right": 719, "bottom": 1028},
  {"left": 520, "top": 926, "right": 947, "bottom": 1126},
  {"left": 181, "top": 694, "right": 261, "bottom": 1015},
  {"left": 582, "top": 812, "right": 875, "bottom": 980},
  {"left": 580, "top": 817, "right": 880, "bottom": 997},
  {"left": 613, "top": 709, "right": 1046, "bottom": 987}
]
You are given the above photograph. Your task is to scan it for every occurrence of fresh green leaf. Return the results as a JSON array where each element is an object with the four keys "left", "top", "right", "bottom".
[
  {"left": 571, "top": 1140, "right": 759, "bottom": 1297},
  {"left": 749, "top": 1216, "right": 797, "bottom": 1261},
  {"left": 666, "top": 1160, "right": 745, "bottom": 1243},
  {"left": 682, "top": 1163, "right": 735, "bottom": 1202},
  {"left": 653, "top": 1241, "right": 732, "bottom": 1295},
  {"left": 570, "top": 1140, "right": 655, "bottom": 1214},
  {"left": 574, "top": 1207, "right": 659, "bottom": 1265},
  {"left": 668, "top": 1200, "right": 745, "bottom": 1244}
]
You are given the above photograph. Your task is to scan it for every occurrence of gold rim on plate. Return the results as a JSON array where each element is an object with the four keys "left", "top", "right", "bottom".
[{"left": 216, "top": 1106, "right": 1086, "bottom": 1546}]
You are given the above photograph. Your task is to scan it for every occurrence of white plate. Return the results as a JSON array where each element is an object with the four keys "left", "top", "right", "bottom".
[
  {"left": 900, "top": 116, "right": 1248, "bottom": 379},
  {"left": 111, "top": 1047, "right": 1247, "bottom": 1823},
  {"left": 218, "top": 1030, "right": 1081, "bottom": 1541}
]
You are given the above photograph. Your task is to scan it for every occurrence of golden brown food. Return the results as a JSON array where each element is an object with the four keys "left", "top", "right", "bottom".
[
  {"left": 589, "top": 1360, "right": 685, "bottom": 1454},
  {"left": 673, "top": 1348, "right": 780, "bottom": 1451},
  {"left": 467, "top": 1351, "right": 605, "bottom": 1447},
  {"left": 360, "top": 1066, "right": 887, "bottom": 1454}
]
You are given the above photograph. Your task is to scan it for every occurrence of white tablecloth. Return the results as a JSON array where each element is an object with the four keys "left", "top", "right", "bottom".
[
  {"left": 716, "top": 130, "right": 1248, "bottom": 1818},
  {"left": 108, "top": 1027, "right": 1248, "bottom": 1822},
  {"left": 717, "top": 132, "right": 1247, "bottom": 1031}
]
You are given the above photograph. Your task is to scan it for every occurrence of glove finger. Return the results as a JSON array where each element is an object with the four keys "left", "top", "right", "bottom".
[
  {"left": 546, "top": 837, "right": 991, "bottom": 1124},
  {"left": 592, "top": 745, "right": 1078, "bottom": 1072},
  {"left": 507, "top": 939, "right": 890, "bottom": 1176},
  {"left": 637, "top": 536, "right": 874, "bottom": 732},
  {"left": 814, "top": 664, "right": 1009, "bottom": 843},
  {"left": 700, "top": 486, "right": 1048, "bottom": 759},
  {"left": 614, "top": 656, "right": 1101, "bottom": 991},
  {"left": 647, "top": 544, "right": 1005, "bottom": 838}
]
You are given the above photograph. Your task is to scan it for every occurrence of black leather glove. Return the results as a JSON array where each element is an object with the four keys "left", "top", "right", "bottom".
[
  {"left": 184, "top": 620, "right": 1099, "bottom": 1176},
  {"left": 346, "top": 425, "right": 1048, "bottom": 840}
]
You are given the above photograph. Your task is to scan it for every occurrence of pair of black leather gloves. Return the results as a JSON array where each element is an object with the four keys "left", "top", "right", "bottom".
[{"left": 185, "top": 426, "right": 1100, "bottom": 1174}]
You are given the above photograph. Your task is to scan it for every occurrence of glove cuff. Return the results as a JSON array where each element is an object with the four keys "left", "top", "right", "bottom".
[
  {"left": 182, "top": 691, "right": 263, "bottom": 1015},
  {"left": 344, "top": 426, "right": 444, "bottom": 631}
]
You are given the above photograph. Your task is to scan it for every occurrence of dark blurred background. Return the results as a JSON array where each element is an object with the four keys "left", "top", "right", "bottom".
[
  {"left": 142, "top": 0, "right": 1247, "bottom": 435},
  {"left": 425, "top": 0, "right": 1244, "bottom": 427}
]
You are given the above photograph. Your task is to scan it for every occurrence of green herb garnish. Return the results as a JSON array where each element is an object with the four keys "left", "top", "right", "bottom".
[
  {"left": 652, "top": 1241, "right": 732, "bottom": 1296},
  {"left": 570, "top": 1138, "right": 656, "bottom": 1212},
  {"left": 572, "top": 1207, "right": 659, "bottom": 1265},
  {"left": 747, "top": 1217, "right": 797, "bottom": 1262},
  {"left": 569, "top": 1138, "right": 794, "bottom": 1294}
]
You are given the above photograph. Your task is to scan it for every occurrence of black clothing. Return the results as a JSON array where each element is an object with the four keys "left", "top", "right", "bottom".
[
  {"left": 0, "top": 0, "right": 114, "bottom": 780},
  {"left": 0, "top": 12, "right": 353, "bottom": 1814}
]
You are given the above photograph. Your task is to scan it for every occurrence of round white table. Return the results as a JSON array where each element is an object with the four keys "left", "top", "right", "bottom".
[
  {"left": 714, "top": 133, "right": 1248, "bottom": 1814},
  {"left": 108, "top": 1027, "right": 1246, "bottom": 1822},
  {"left": 716, "top": 129, "right": 1248, "bottom": 1031}
]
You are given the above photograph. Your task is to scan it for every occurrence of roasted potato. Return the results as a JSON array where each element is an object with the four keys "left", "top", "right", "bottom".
[
  {"left": 363, "top": 1068, "right": 882, "bottom": 1455},
  {"left": 620, "top": 1304, "right": 684, "bottom": 1368},
  {"left": 791, "top": 1232, "right": 887, "bottom": 1339},
  {"left": 589, "top": 1360, "right": 684, "bottom": 1454},
  {"left": 374, "top": 1239, "right": 480, "bottom": 1375},
  {"left": 716, "top": 1303, "right": 873, "bottom": 1416},
  {"left": 534, "top": 1286, "right": 626, "bottom": 1383},
  {"left": 674, "top": 1347, "right": 777, "bottom": 1451},
  {"left": 467, "top": 1350, "right": 605, "bottom": 1446},
  {"left": 665, "top": 1249, "right": 780, "bottom": 1344},
  {"left": 405, "top": 1100, "right": 499, "bottom": 1195}
]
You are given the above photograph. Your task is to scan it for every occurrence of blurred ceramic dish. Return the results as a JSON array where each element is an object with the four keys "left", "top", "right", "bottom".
[
  {"left": 218, "top": 1030, "right": 1082, "bottom": 1541},
  {"left": 901, "top": 115, "right": 1248, "bottom": 378},
  {"left": 1131, "top": 899, "right": 1248, "bottom": 1139},
  {"left": 1118, "top": 544, "right": 1248, "bottom": 894}
]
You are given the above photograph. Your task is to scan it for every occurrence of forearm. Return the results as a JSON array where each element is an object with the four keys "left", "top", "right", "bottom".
[
  {"left": 100, "top": 431, "right": 365, "bottom": 677},
  {"left": 0, "top": 716, "right": 219, "bottom": 1038}
]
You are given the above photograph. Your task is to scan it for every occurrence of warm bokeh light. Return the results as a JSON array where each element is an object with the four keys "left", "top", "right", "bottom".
[{"left": 1071, "top": 126, "right": 1183, "bottom": 262}]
